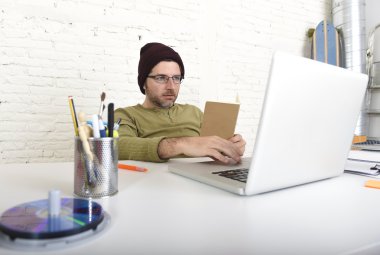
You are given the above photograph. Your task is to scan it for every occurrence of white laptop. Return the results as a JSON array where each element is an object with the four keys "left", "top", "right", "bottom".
[{"left": 169, "top": 51, "right": 368, "bottom": 196}]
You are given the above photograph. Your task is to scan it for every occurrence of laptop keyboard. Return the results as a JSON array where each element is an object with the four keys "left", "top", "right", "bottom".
[
  {"left": 212, "top": 168, "right": 249, "bottom": 183},
  {"left": 355, "top": 139, "right": 380, "bottom": 145}
]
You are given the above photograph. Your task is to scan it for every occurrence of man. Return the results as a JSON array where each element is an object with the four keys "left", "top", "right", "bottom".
[{"left": 114, "top": 42, "right": 246, "bottom": 163}]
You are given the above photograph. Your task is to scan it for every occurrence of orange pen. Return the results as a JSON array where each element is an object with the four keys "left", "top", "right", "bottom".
[{"left": 118, "top": 163, "right": 148, "bottom": 172}]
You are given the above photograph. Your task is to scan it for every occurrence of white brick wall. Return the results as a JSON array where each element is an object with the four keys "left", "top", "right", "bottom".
[{"left": 0, "top": 0, "right": 331, "bottom": 163}]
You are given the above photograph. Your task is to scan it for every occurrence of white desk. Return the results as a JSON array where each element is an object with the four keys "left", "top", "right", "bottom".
[{"left": 1, "top": 157, "right": 380, "bottom": 255}]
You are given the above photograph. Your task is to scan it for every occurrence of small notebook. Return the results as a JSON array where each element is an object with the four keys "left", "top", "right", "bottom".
[{"left": 200, "top": 101, "right": 240, "bottom": 139}]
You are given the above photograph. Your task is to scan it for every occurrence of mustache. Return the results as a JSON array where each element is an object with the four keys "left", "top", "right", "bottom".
[{"left": 162, "top": 90, "right": 176, "bottom": 96}]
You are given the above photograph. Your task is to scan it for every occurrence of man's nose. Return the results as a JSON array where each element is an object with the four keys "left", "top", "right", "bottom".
[{"left": 165, "top": 78, "right": 176, "bottom": 88}]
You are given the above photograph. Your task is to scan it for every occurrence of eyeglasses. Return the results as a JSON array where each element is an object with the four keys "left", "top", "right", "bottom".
[{"left": 147, "top": 75, "right": 183, "bottom": 84}]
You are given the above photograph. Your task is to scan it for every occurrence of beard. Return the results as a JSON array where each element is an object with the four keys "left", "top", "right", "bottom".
[{"left": 145, "top": 87, "right": 178, "bottom": 109}]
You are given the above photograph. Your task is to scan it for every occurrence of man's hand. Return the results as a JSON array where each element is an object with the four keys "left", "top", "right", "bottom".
[
  {"left": 158, "top": 135, "right": 246, "bottom": 164},
  {"left": 228, "top": 134, "right": 246, "bottom": 156}
]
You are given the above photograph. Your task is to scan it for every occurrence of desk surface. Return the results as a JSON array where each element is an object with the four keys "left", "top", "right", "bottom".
[{"left": 1, "top": 157, "right": 380, "bottom": 255}]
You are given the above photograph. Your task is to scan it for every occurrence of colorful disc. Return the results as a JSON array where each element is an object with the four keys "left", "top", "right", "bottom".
[{"left": 0, "top": 198, "right": 104, "bottom": 240}]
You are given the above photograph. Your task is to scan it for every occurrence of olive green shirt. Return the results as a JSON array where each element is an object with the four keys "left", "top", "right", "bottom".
[{"left": 114, "top": 104, "right": 203, "bottom": 162}]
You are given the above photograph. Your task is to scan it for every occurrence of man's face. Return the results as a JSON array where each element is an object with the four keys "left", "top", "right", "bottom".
[{"left": 144, "top": 61, "right": 181, "bottom": 109}]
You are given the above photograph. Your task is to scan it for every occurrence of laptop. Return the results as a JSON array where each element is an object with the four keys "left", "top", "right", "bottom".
[{"left": 169, "top": 51, "right": 368, "bottom": 196}]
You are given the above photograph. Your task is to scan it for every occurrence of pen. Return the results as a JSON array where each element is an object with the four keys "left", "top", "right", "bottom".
[
  {"left": 118, "top": 163, "right": 148, "bottom": 172},
  {"left": 114, "top": 118, "right": 121, "bottom": 131},
  {"left": 108, "top": 103, "right": 114, "bottom": 137},
  {"left": 98, "top": 118, "right": 106, "bottom": 138},
  {"left": 92, "top": 114, "right": 100, "bottom": 138},
  {"left": 68, "top": 96, "right": 79, "bottom": 136}
]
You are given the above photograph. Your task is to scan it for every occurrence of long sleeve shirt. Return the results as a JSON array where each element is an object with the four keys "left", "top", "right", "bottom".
[{"left": 114, "top": 103, "right": 203, "bottom": 162}]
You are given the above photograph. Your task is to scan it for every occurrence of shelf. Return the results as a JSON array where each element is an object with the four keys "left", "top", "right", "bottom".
[
  {"left": 366, "top": 110, "right": 380, "bottom": 114},
  {"left": 369, "top": 85, "right": 380, "bottom": 89}
]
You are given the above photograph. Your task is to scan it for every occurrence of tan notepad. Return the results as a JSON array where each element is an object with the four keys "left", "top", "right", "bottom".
[{"left": 200, "top": 101, "right": 240, "bottom": 139}]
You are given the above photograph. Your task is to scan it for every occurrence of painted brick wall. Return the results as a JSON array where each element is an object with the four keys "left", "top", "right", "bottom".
[{"left": 0, "top": 0, "right": 331, "bottom": 163}]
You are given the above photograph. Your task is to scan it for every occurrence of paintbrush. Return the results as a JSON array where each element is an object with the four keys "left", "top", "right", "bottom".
[
  {"left": 98, "top": 92, "right": 106, "bottom": 117},
  {"left": 78, "top": 112, "right": 96, "bottom": 187}
]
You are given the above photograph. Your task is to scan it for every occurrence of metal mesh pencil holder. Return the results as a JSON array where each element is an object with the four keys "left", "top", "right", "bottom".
[{"left": 74, "top": 137, "right": 119, "bottom": 198}]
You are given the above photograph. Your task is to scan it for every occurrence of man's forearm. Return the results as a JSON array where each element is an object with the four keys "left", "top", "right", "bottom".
[
  {"left": 157, "top": 137, "right": 185, "bottom": 159},
  {"left": 157, "top": 136, "right": 243, "bottom": 164}
]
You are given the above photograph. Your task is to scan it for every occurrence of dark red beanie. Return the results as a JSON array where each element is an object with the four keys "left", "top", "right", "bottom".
[{"left": 137, "top": 42, "right": 185, "bottom": 94}]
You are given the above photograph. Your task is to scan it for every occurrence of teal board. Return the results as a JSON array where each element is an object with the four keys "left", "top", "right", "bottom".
[
  {"left": 326, "top": 22, "right": 337, "bottom": 65},
  {"left": 311, "top": 20, "right": 339, "bottom": 66},
  {"left": 315, "top": 22, "right": 325, "bottom": 62}
]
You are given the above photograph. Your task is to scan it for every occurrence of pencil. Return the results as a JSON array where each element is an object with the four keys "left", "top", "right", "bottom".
[
  {"left": 118, "top": 163, "right": 148, "bottom": 172},
  {"left": 68, "top": 96, "right": 79, "bottom": 136}
]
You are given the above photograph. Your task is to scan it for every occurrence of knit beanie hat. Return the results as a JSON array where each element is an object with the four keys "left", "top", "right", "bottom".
[{"left": 137, "top": 42, "right": 185, "bottom": 94}]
